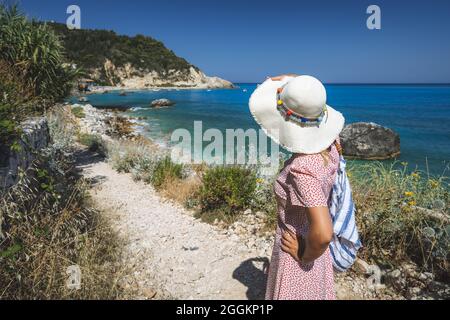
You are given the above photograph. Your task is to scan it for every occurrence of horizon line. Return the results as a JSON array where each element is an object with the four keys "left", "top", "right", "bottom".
[{"left": 232, "top": 82, "right": 450, "bottom": 85}]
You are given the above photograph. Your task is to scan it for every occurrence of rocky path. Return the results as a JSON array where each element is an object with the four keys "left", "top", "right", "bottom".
[{"left": 78, "top": 153, "right": 270, "bottom": 299}]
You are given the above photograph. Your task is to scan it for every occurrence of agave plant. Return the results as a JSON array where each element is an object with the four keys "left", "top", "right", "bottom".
[
  {"left": 0, "top": 4, "right": 80, "bottom": 145},
  {"left": 0, "top": 4, "right": 79, "bottom": 103}
]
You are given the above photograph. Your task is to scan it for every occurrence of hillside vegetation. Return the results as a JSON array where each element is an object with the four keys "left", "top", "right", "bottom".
[
  {"left": 0, "top": 5, "right": 77, "bottom": 144},
  {"left": 0, "top": 5, "right": 126, "bottom": 299},
  {"left": 48, "top": 22, "right": 197, "bottom": 82}
]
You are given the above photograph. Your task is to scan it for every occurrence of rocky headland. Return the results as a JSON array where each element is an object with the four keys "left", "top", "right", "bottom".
[
  {"left": 49, "top": 23, "right": 234, "bottom": 90},
  {"left": 95, "top": 61, "right": 234, "bottom": 90}
]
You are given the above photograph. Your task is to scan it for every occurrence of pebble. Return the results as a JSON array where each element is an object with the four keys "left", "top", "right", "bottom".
[{"left": 353, "top": 258, "right": 371, "bottom": 274}]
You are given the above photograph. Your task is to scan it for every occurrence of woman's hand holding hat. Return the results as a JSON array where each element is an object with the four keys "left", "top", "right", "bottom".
[{"left": 269, "top": 74, "right": 299, "bottom": 81}]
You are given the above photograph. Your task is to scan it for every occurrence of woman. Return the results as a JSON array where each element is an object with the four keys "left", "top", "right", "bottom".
[{"left": 249, "top": 74, "right": 345, "bottom": 300}]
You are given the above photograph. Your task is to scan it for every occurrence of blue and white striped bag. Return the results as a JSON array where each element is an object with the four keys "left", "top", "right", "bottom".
[{"left": 328, "top": 156, "right": 362, "bottom": 272}]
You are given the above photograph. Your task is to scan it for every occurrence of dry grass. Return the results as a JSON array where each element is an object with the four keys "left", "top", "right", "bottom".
[
  {"left": 0, "top": 106, "right": 131, "bottom": 299},
  {"left": 0, "top": 172, "right": 128, "bottom": 299},
  {"left": 160, "top": 176, "right": 201, "bottom": 206}
]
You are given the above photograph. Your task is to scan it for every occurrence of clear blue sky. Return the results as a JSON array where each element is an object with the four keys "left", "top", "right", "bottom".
[{"left": 16, "top": 0, "right": 450, "bottom": 83}]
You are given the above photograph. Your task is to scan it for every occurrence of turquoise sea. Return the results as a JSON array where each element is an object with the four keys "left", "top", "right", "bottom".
[{"left": 71, "top": 84, "right": 450, "bottom": 176}]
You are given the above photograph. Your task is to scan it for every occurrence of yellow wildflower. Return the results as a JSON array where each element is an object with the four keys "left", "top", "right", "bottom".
[
  {"left": 408, "top": 200, "right": 417, "bottom": 207},
  {"left": 429, "top": 180, "right": 440, "bottom": 189},
  {"left": 402, "top": 205, "right": 412, "bottom": 213},
  {"left": 404, "top": 191, "right": 414, "bottom": 197},
  {"left": 256, "top": 178, "right": 265, "bottom": 184},
  {"left": 401, "top": 162, "right": 408, "bottom": 166},
  {"left": 411, "top": 172, "right": 420, "bottom": 179}
]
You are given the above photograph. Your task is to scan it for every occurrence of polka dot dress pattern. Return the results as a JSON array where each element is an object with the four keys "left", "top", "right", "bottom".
[{"left": 265, "top": 143, "right": 339, "bottom": 300}]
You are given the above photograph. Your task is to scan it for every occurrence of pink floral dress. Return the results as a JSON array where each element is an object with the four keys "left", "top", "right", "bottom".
[{"left": 265, "top": 142, "right": 339, "bottom": 300}]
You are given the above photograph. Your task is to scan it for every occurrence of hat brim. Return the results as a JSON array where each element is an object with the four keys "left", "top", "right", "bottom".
[{"left": 249, "top": 77, "right": 345, "bottom": 154}]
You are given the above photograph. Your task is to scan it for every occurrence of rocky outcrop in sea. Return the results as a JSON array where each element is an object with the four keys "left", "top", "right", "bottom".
[
  {"left": 151, "top": 99, "right": 175, "bottom": 108},
  {"left": 340, "top": 122, "right": 401, "bottom": 160}
]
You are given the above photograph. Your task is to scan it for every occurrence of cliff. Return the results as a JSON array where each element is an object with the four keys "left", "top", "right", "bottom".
[
  {"left": 93, "top": 60, "right": 233, "bottom": 89},
  {"left": 49, "top": 23, "right": 233, "bottom": 89}
]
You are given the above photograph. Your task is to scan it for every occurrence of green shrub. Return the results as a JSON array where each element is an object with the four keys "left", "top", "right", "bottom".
[
  {"left": 199, "top": 166, "right": 257, "bottom": 215},
  {"left": 71, "top": 106, "right": 86, "bottom": 118},
  {"left": 130, "top": 156, "right": 159, "bottom": 184},
  {"left": 107, "top": 140, "right": 157, "bottom": 174},
  {"left": 0, "top": 6, "right": 78, "bottom": 102},
  {"left": 79, "top": 133, "right": 105, "bottom": 155},
  {"left": 151, "top": 156, "right": 184, "bottom": 189},
  {"left": 251, "top": 176, "right": 277, "bottom": 227},
  {"left": 0, "top": 4, "right": 79, "bottom": 147},
  {"left": 0, "top": 60, "right": 35, "bottom": 144},
  {"left": 0, "top": 5, "right": 78, "bottom": 102}
]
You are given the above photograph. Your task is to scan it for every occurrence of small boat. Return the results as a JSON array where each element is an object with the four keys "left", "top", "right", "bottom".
[
  {"left": 78, "top": 96, "right": 89, "bottom": 102},
  {"left": 243, "top": 89, "right": 248, "bottom": 92}
]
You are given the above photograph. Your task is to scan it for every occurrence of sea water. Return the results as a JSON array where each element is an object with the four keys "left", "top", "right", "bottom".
[{"left": 71, "top": 84, "right": 450, "bottom": 176}]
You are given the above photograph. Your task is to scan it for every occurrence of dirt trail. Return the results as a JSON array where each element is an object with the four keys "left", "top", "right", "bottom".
[{"left": 77, "top": 152, "right": 269, "bottom": 299}]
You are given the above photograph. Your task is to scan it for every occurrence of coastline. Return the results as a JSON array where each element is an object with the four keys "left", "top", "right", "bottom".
[
  {"left": 77, "top": 84, "right": 239, "bottom": 96},
  {"left": 77, "top": 67, "right": 236, "bottom": 95},
  {"left": 73, "top": 83, "right": 450, "bottom": 176},
  {"left": 70, "top": 103, "right": 150, "bottom": 142}
]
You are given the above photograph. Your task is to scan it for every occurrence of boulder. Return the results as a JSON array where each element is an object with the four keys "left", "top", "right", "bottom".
[
  {"left": 340, "top": 122, "right": 400, "bottom": 160},
  {"left": 150, "top": 99, "right": 175, "bottom": 108}
]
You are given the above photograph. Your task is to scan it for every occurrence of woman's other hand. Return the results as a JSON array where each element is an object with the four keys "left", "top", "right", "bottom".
[{"left": 281, "top": 229, "right": 301, "bottom": 262}]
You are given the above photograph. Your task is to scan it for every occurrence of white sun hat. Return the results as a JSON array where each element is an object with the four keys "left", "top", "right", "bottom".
[{"left": 249, "top": 75, "right": 345, "bottom": 154}]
